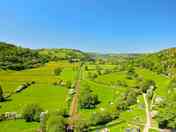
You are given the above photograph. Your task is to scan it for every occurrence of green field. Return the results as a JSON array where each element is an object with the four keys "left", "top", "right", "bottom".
[{"left": 0, "top": 120, "right": 39, "bottom": 132}]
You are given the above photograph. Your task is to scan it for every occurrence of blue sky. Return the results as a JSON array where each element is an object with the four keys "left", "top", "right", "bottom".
[{"left": 0, "top": 0, "right": 176, "bottom": 53}]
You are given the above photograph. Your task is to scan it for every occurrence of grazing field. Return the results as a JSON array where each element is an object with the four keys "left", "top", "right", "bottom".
[
  {"left": 0, "top": 120, "right": 39, "bottom": 132},
  {"left": 0, "top": 61, "right": 79, "bottom": 131}
]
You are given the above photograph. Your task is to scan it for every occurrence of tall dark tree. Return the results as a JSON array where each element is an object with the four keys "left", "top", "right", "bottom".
[{"left": 0, "top": 85, "right": 4, "bottom": 102}]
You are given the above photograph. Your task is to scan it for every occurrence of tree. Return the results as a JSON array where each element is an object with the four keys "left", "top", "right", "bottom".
[
  {"left": 79, "top": 87, "right": 100, "bottom": 109},
  {"left": 22, "top": 104, "right": 43, "bottom": 122},
  {"left": 0, "top": 85, "right": 4, "bottom": 102},
  {"left": 47, "top": 115, "right": 66, "bottom": 132}
]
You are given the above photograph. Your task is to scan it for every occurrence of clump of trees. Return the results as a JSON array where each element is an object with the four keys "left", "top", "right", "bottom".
[
  {"left": 156, "top": 100, "right": 176, "bottom": 129},
  {"left": 79, "top": 86, "right": 100, "bottom": 109},
  {"left": 46, "top": 108, "right": 70, "bottom": 132},
  {"left": 47, "top": 115, "right": 66, "bottom": 132},
  {"left": 126, "top": 67, "right": 138, "bottom": 80},
  {"left": 54, "top": 67, "right": 63, "bottom": 76},
  {"left": 22, "top": 104, "right": 43, "bottom": 122},
  {"left": 91, "top": 110, "right": 113, "bottom": 125},
  {"left": 115, "top": 79, "right": 156, "bottom": 111}
]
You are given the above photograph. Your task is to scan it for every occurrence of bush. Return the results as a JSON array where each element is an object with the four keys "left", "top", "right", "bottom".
[
  {"left": 54, "top": 67, "right": 63, "bottom": 76},
  {"left": 47, "top": 115, "right": 66, "bottom": 132},
  {"left": 22, "top": 104, "right": 43, "bottom": 122},
  {"left": 79, "top": 87, "right": 100, "bottom": 109}
]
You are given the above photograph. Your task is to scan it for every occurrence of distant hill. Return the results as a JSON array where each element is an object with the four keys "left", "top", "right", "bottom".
[
  {"left": 87, "top": 52, "right": 140, "bottom": 64},
  {"left": 38, "top": 48, "right": 91, "bottom": 61},
  {"left": 0, "top": 42, "right": 48, "bottom": 70},
  {"left": 136, "top": 48, "right": 176, "bottom": 78}
]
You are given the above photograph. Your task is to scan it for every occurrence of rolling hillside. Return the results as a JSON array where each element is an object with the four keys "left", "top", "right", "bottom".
[
  {"left": 0, "top": 42, "right": 48, "bottom": 70},
  {"left": 136, "top": 48, "right": 176, "bottom": 78},
  {"left": 38, "top": 48, "right": 91, "bottom": 61}
]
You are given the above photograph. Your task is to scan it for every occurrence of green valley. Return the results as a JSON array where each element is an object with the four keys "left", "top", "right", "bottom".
[{"left": 0, "top": 42, "right": 176, "bottom": 132}]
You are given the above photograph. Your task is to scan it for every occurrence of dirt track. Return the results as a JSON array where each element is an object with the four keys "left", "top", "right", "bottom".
[{"left": 69, "top": 65, "right": 82, "bottom": 125}]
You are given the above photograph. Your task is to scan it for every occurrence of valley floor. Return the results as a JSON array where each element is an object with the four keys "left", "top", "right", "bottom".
[{"left": 0, "top": 61, "right": 171, "bottom": 132}]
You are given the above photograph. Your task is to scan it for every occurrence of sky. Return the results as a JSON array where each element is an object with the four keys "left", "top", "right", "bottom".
[{"left": 0, "top": 0, "right": 176, "bottom": 53}]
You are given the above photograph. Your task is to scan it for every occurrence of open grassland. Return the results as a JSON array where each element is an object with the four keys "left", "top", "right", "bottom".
[{"left": 0, "top": 83, "right": 68, "bottom": 113}]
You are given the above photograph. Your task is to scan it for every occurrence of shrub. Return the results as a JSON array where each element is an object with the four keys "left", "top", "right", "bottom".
[
  {"left": 22, "top": 104, "right": 43, "bottom": 122},
  {"left": 54, "top": 67, "right": 63, "bottom": 76},
  {"left": 79, "top": 87, "right": 100, "bottom": 109}
]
